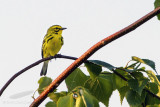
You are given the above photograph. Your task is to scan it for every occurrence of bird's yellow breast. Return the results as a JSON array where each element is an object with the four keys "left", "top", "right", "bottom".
[
  {"left": 42, "top": 34, "right": 63, "bottom": 58},
  {"left": 48, "top": 34, "right": 62, "bottom": 56}
]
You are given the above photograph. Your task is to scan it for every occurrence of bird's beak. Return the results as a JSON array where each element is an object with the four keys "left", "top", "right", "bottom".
[{"left": 61, "top": 28, "right": 67, "bottom": 30}]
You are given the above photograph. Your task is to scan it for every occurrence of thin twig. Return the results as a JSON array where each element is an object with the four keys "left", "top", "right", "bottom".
[
  {"left": 124, "top": 60, "right": 132, "bottom": 68},
  {"left": 0, "top": 54, "right": 81, "bottom": 96},
  {"left": 30, "top": 7, "right": 160, "bottom": 107}
]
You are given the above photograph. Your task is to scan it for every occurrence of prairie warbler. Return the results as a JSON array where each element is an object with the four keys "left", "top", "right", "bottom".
[{"left": 40, "top": 25, "right": 66, "bottom": 76}]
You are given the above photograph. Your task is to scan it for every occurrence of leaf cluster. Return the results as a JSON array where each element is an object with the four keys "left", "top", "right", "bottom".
[{"left": 37, "top": 56, "right": 160, "bottom": 107}]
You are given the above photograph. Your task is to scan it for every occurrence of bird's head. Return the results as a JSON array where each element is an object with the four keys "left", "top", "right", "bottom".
[{"left": 47, "top": 25, "right": 67, "bottom": 35}]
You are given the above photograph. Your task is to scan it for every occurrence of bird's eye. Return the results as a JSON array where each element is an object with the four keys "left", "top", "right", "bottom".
[
  {"left": 54, "top": 27, "right": 60, "bottom": 32},
  {"left": 55, "top": 27, "right": 59, "bottom": 30}
]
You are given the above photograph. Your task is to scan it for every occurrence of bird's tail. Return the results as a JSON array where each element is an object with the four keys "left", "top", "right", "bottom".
[{"left": 40, "top": 61, "right": 49, "bottom": 76}]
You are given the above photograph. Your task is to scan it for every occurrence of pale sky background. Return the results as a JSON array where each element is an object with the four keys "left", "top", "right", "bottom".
[{"left": 0, "top": 0, "right": 160, "bottom": 107}]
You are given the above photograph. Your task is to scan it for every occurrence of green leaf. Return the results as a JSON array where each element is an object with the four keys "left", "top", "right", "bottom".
[
  {"left": 84, "top": 77, "right": 113, "bottom": 106},
  {"left": 80, "top": 88, "right": 99, "bottom": 107},
  {"left": 132, "top": 56, "right": 157, "bottom": 74},
  {"left": 145, "top": 70, "right": 160, "bottom": 86},
  {"left": 88, "top": 60, "right": 115, "bottom": 70},
  {"left": 48, "top": 91, "right": 68, "bottom": 103},
  {"left": 154, "top": 0, "right": 160, "bottom": 20},
  {"left": 57, "top": 94, "right": 75, "bottom": 107},
  {"left": 100, "top": 72, "right": 116, "bottom": 90},
  {"left": 130, "top": 72, "right": 145, "bottom": 80},
  {"left": 142, "top": 59, "right": 157, "bottom": 74},
  {"left": 99, "top": 71, "right": 115, "bottom": 87},
  {"left": 118, "top": 86, "right": 130, "bottom": 104},
  {"left": 148, "top": 82, "right": 159, "bottom": 94},
  {"left": 65, "top": 68, "right": 89, "bottom": 91},
  {"left": 137, "top": 79, "right": 149, "bottom": 94},
  {"left": 45, "top": 101, "right": 56, "bottom": 107},
  {"left": 85, "top": 62, "right": 102, "bottom": 79},
  {"left": 128, "top": 78, "right": 149, "bottom": 95},
  {"left": 145, "top": 70, "right": 160, "bottom": 97},
  {"left": 126, "top": 90, "right": 143, "bottom": 106},
  {"left": 112, "top": 69, "right": 128, "bottom": 89},
  {"left": 127, "top": 90, "right": 146, "bottom": 107},
  {"left": 38, "top": 77, "right": 52, "bottom": 94},
  {"left": 132, "top": 56, "right": 144, "bottom": 63}
]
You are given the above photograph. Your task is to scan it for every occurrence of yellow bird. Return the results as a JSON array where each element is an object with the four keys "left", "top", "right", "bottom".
[{"left": 40, "top": 25, "right": 66, "bottom": 76}]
